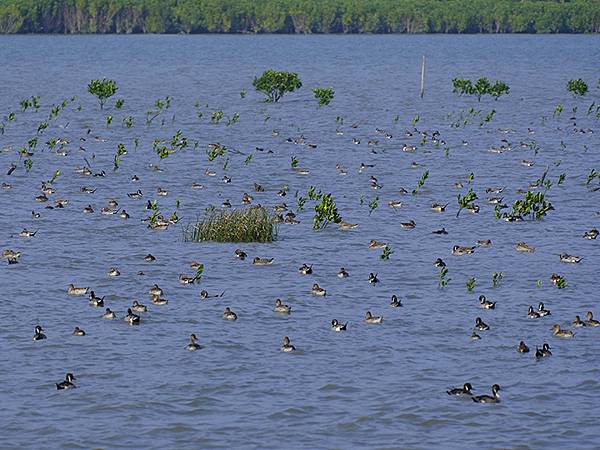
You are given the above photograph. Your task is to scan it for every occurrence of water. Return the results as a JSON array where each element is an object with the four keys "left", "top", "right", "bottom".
[{"left": 1, "top": 35, "right": 599, "bottom": 449}]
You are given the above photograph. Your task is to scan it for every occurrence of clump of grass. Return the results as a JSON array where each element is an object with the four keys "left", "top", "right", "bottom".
[{"left": 185, "top": 207, "right": 276, "bottom": 243}]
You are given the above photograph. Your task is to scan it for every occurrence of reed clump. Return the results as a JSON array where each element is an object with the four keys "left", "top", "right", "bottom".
[{"left": 185, "top": 207, "right": 276, "bottom": 243}]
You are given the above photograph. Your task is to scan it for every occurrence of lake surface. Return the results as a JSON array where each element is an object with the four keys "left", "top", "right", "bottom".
[{"left": 1, "top": 35, "right": 599, "bottom": 449}]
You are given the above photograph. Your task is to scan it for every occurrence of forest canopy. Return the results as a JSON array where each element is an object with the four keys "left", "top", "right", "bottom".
[{"left": 0, "top": 0, "right": 599, "bottom": 34}]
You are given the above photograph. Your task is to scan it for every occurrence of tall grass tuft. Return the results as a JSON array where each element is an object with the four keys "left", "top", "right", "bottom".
[{"left": 185, "top": 207, "right": 276, "bottom": 243}]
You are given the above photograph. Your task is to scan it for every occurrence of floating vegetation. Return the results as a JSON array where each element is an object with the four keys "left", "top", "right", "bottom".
[{"left": 185, "top": 207, "right": 276, "bottom": 243}]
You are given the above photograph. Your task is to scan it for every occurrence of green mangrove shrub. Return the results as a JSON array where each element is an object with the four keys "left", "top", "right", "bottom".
[
  {"left": 313, "top": 87, "right": 334, "bottom": 106},
  {"left": 503, "top": 191, "right": 553, "bottom": 221},
  {"left": 313, "top": 194, "right": 342, "bottom": 229},
  {"left": 185, "top": 207, "right": 276, "bottom": 243},
  {"left": 452, "top": 77, "right": 509, "bottom": 101},
  {"left": 567, "top": 79, "right": 588, "bottom": 96},
  {"left": 88, "top": 78, "right": 118, "bottom": 109},
  {"left": 253, "top": 70, "right": 302, "bottom": 102}
]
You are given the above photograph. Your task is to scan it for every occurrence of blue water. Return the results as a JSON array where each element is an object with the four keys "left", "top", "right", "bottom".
[{"left": 1, "top": 35, "right": 599, "bottom": 449}]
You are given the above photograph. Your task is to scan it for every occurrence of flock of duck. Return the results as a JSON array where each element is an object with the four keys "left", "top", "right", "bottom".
[{"left": 2, "top": 84, "right": 598, "bottom": 410}]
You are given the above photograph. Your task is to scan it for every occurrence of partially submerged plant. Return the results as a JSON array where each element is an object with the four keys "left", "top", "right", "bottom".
[
  {"left": 412, "top": 170, "right": 429, "bottom": 195},
  {"left": 313, "top": 194, "right": 342, "bottom": 230},
  {"left": 503, "top": 191, "right": 553, "bottom": 221},
  {"left": 456, "top": 188, "right": 478, "bottom": 217},
  {"left": 185, "top": 207, "right": 276, "bottom": 243},
  {"left": 567, "top": 79, "right": 588, "bottom": 97},
  {"left": 88, "top": 78, "right": 117, "bottom": 110},
  {"left": 438, "top": 266, "right": 451, "bottom": 288},
  {"left": 253, "top": 70, "right": 302, "bottom": 103},
  {"left": 452, "top": 77, "right": 509, "bottom": 101},
  {"left": 492, "top": 272, "right": 503, "bottom": 288},
  {"left": 313, "top": 87, "right": 334, "bottom": 106},
  {"left": 380, "top": 245, "right": 393, "bottom": 260},
  {"left": 466, "top": 277, "right": 476, "bottom": 292}
]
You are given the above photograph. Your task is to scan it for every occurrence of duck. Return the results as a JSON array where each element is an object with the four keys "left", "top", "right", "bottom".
[
  {"left": 102, "top": 308, "right": 116, "bottom": 319},
  {"left": 273, "top": 298, "right": 291, "bottom": 314},
  {"left": 149, "top": 284, "right": 163, "bottom": 297},
  {"left": 107, "top": 199, "right": 119, "bottom": 209},
  {"left": 127, "top": 189, "right": 143, "bottom": 199},
  {"left": 517, "top": 341, "right": 530, "bottom": 353},
  {"left": 552, "top": 324, "right": 574, "bottom": 338},
  {"left": 72, "top": 327, "right": 86, "bottom": 336},
  {"left": 31, "top": 210, "right": 41, "bottom": 219},
  {"left": 119, "top": 210, "right": 130, "bottom": 219},
  {"left": 431, "top": 203, "right": 448, "bottom": 212},
  {"left": 537, "top": 302, "right": 551, "bottom": 316},
  {"left": 559, "top": 253, "right": 582, "bottom": 264},
  {"left": 472, "top": 384, "right": 500, "bottom": 403},
  {"left": 572, "top": 315, "right": 586, "bottom": 327},
  {"left": 447, "top": 383, "right": 473, "bottom": 396},
  {"left": 124, "top": 308, "right": 140, "bottom": 325},
  {"left": 331, "top": 319, "right": 347, "bottom": 331},
  {"left": 157, "top": 187, "right": 169, "bottom": 196},
  {"left": 18, "top": 229, "right": 37, "bottom": 238},
  {"left": 339, "top": 220, "right": 358, "bottom": 230},
  {"left": 535, "top": 343, "right": 552, "bottom": 358},
  {"left": 186, "top": 334, "right": 202, "bottom": 351},
  {"left": 221, "top": 199, "right": 232, "bottom": 208},
  {"left": 100, "top": 206, "right": 118, "bottom": 215},
  {"left": 83, "top": 205, "right": 94, "bottom": 214},
  {"left": 400, "top": 220, "right": 416, "bottom": 229},
  {"left": 311, "top": 283, "right": 327, "bottom": 296},
  {"left": 432, "top": 227, "right": 448, "bottom": 235},
  {"left": 388, "top": 200, "right": 403, "bottom": 209},
  {"left": 453, "top": 245, "right": 475, "bottom": 256},
  {"left": 152, "top": 295, "right": 168, "bottom": 305},
  {"left": 281, "top": 336, "right": 296, "bottom": 352},
  {"left": 368, "top": 273, "right": 379, "bottom": 284},
  {"left": 365, "top": 311, "right": 383, "bottom": 324},
  {"left": 583, "top": 228, "right": 598, "bottom": 240},
  {"left": 550, "top": 273, "right": 566, "bottom": 286},
  {"left": 515, "top": 242, "right": 535, "bottom": 253},
  {"left": 33, "top": 325, "right": 46, "bottom": 341},
  {"left": 585, "top": 311, "right": 600, "bottom": 327},
  {"left": 107, "top": 267, "right": 120, "bottom": 277},
  {"left": 476, "top": 239, "right": 492, "bottom": 247},
  {"left": 67, "top": 284, "right": 88, "bottom": 296},
  {"left": 527, "top": 306, "right": 540, "bottom": 319},
  {"left": 252, "top": 257, "right": 274, "bottom": 265},
  {"left": 390, "top": 295, "right": 403, "bottom": 307},
  {"left": 470, "top": 331, "right": 481, "bottom": 341},
  {"left": 479, "top": 295, "right": 496, "bottom": 309},
  {"left": 131, "top": 300, "right": 147, "bottom": 313},
  {"left": 369, "top": 240, "right": 387, "bottom": 249},
  {"left": 179, "top": 274, "right": 196, "bottom": 284},
  {"left": 88, "top": 291, "right": 105, "bottom": 307},
  {"left": 234, "top": 249, "right": 247, "bottom": 260},
  {"left": 56, "top": 373, "right": 76, "bottom": 390},
  {"left": 223, "top": 307, "right": 237, "bottom": 321},
  {"left": 474, "top": 317, "right": 489, "bottom": 330},
  {"left": 144, "top": 254, "right": 156, "bottom": 262},
  {"left": 433, "top": 258, "right": 446, "bottom": 268},
  {"left": 337, "top": 267, "right": 349, "bottom": 278},
  {"left": 298, "top": 263, "right": 313, "bottom": 275}
]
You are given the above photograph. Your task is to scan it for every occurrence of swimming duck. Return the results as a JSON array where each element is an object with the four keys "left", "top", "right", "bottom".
[
  {"left": 107, "top": 267, "right": 120, "bottom": 277},
  {"left": 400, "top": 220, "right": 416, "bottom": 229},
  {"left": 487, "top": 196, "right": 504, "bottom": 204},
  {"left": 528, "top": 306, "right": 541, "bottom": 319},
  {"left": 157, "top": 187, "right": 168, "bottom": 196},
  {"left": 432, "top": 227, "right": 448, "bottom": 235},
  {"left": 144, "top": 254, "right": 156, "bottom": 262},
  {"left": 369, "top": 240, "right": 387, "bottom": 249},
  {"left": 585, "top": 311, "right": 600, "bottom": 327},
  {"left": 365, "top": 311, "right": 383, "bottom": 324},
  {"left": 152, "top": 295, "right": 168, "bottom": 305},
  {"left": 127, "top": 189, "right": 143, "bottom": 199},
  {"left": 431, "top": 203, "right": 448, "bottom": 212},
  {"left": 18, "top": 229, "right": 37, "bottom": 238},
  {"left": 537, "top": 302, "right": 551, "bottom": 316},
  {"left": 131, "top": 175, "right": 139, "bottom": 182},
  {"left": 447, "top": 383, "right": 472, "bottom": 396},
  {"left": 550, "top": 273, "right": 566, "bottom": 286},
  {"left": 33, "top": 325, "right": 46, "bottom": 341},
  {"left": 56, "top": 373, "right": 76, "bottom": 390},
  {"left": 67, "top": 284, "right": 88, "bottom": 296},
  {"left": 221, "top": 199, "right": 232, "bottom": 208},
  {"left": 179, "top": 274, "right": 196, "bottom": 284},
  {"left": 339, "top": 221, "right": 358, "bottom": 230},
  {"left": 83, "top": 205, "right": 94, "bottom": 214},
  {"left": 72, "top": 327, "right": 86, "bottom": 336},
  {"left": 479, "top": 295, "right": 496, "bottom": 309},
  {"left": 88, "top": 291, "right": 104, "bottom": 307},
  {"left": 388, "top": 200, "right": 403, "bottom": 209},
  {"left": 131, "top": 300, "right": 147, "bottom": 313},
  {"left": 102, "top": 308, "right": 116, "bottom": 319},
  {"left": 273, "top": 298, "right": 291, "bottom": 314},
  {"left": 311, "top": 283, "right": 327, "bottom": 296},
  {"left": 368, "top": 273, "right": 379, "bottom": 284},
  {"left": 149, "top": 284, "right": 163, "bottom": 297},
  {"left": 517, "top": 341, "right": 530, "bottom": 353},
  {"left": 100, "top": 207, "right": 118, "bottom": 215},
  {"left": 252, "top": 257, "right": 274, "bottom": 266},
  {"left": 572, "top": 315, "right": 586, "bottom": 327},
  {"left": 124, "top": 308, "right": 140, "bottom": 325},
  {"left": 475, "top": 239, "right": 492, "bottom": 247},
  {"left": 552, "top": 324, "right": 574, "bottom": 338},
  {"left": 242, "top": 193, "right": 253, "bottom": 204},
  {"left": 433, "top": 258, "right": 446, "bottom": 268},
  {"left": 337, "top": 267, "right": 349, "bottom": 278},
  {"left": 453, "top": 245, "right": 475, "bottom": 256},
  {"left": 558, "top": 253, "right": 582, "bottom": 264},
  {"left": 583, "top": 228, "right": 598, "bottom": 240},
  {"left": 486, "top": 187, "right": 505, "bottom": 194},
  {"left": 331, "top": 319, "right": 347, "bottom": 331},
  {"left": 471, "top": 331, "right": 481, "bottom": 340},
  {"left": 298, "top": 264, "right": 313, "bottom": 275},
  {"left": 119, "top": 210, "right": 130, "bottom": 219},
  {"left": 223, "top": 307, "right": 238, "bottom": 321},
  {"left": 535, "top": 343, "right": 552, "bottom": 358},
  {"left": 382, "top": 293, "right": 401, "bottom": 309},
  {"left": 186, "top": 334, "right": 202, "bottom": 351},
  {"left": 515, "top": 242, "right": 535, "bottom": 253},
  {"left": 31, "top": 211, "right": 41, "bottom": 219},
  {"left": 107, "top": 199, "right": 119, "bottom": 209},
  {"left": 281, "top": 336, "right": 296, "bottom": 352},
  {"left": 474, "top": 317, "right": 489, "bottom": 330},
  {"left": 472, "top": 384, "right": 500, "bottom": 403},
  {"left": 234, "top": 249, "right": 247, "bottom": 260}
]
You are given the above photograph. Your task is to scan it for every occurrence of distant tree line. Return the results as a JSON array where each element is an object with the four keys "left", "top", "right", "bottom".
[{"left": 1, "top": 0, "right": 599, "bottom": 34}]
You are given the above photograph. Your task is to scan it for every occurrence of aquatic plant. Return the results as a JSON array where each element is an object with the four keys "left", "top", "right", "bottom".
[
  {"left": 492, "top": 272, "right": 503, "bottom": 288},
  {"left": 412, "top": 170, "right": 429, "bottom": 195},
  {"left": 313, "top": 194, "right": 342, "bottom": 230},
  {"left": 438, "top": 266, "right": 451, "bottom": 288},
  {"left": 554, "top": 104, "right": 563, "bottom": 118},
  {"left": 380, "top": 245, "right": 393, "bottom": 260},
  {"left": 207, "top": 143, "right": 226, "bottom": 161},
  {"left": 452, "top": 77, "right": 509, "bottom": 101},
  {"left": 456, "top": 188, "right": 477, "bottom": 217},
  {"left": 253, "top": 70, "right": 302, "bottom": 102},
  {"left": 504, "top": 191, "right": 553, "bottom": 221},
  {"left": 87, "top": 78, "right": 117, "bottom": 110},
  {"left": 466, "top": 277, "right": 476, "bottom": 292},
  {"left": 115, "top": 99, "right": 124, "bottom": 109},
  {"left": 555, "top": 277, "right": 567, "bottom": 289},
  {"left": 244, "top": 154, "right": 253, "bottom": 165},
  {"left": 313, "top": 87, "right": 334, "bottom": 106},
  {"left": 567, "top": 79, "right": 588, "bottom": 96},
  {"left": 291, "top": 156, "right": 298, "bottom": 168},
  {"left": 368, "top": 196, "right": 379, "bottom": 215},
  {"left": 185, "top": 207, "right": 276, "bottom": 243},
  {"left": 211, "top": 110, "right": 223, "bottom": 124}
]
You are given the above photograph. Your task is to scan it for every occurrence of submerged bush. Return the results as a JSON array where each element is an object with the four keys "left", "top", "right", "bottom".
[
  {"left": 567, "top": 79, "right": 588, "bottom": 96},
  {"left": 313, "top": 87, "right": 334, "bottom": 106},
  {"left": 253, "top": 70, "right": 302, "bottom": 102},
  {"left": 88, "top": 78, "right": 118, "bottom": 110},
  {"left": 185, "top": 207, "right": 276, "bottom": 243}
]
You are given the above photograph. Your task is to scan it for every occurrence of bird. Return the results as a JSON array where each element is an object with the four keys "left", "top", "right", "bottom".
[
  {"left": 447, "top": 383, "right": 473, "bottom": 396},
  {"left": 131, "top": 300, "right": 147, "bottom": 313},
  {"left": 585, "top": 311, "right": 600, "bottom": 327},
  {"left": 537, "top": 302, "right": 551, "bottom": 316},
  {"left": 452, "top": 245, "right": 475, "bottom": 256},
  {"left": 331, "top": 319, "right": 347, "bottom": 331},
  {"left": 33, "top": 325, "right": 46, "bottom": 341},
  {"left": 535, "top": 343, "right": 552, "bottom": 358},
  {"left": 72, "top": 327, "right": 86, "bottom": 336},
  {"left": 479, "top": 295, "right": 496, "bottom": 309},
  {"left": 273, "top": 298, "right": 291, "bottom": 314},
  {"left": 572, "top": 315, "right": 586, "bottom": 327},
  {"left": 365, "top": 311, "right": 383, "bottom": 324},
  {"left": 559, "top": 253, "right": 582, "bottom": 263},
  {"left": 67, "top": 284, "right": 88, "bottom": 296},
  {"left": 280, "top": 336, "right": 296, "bottom": 352},
  {"left": 368, "top": 273, "right": 379, "bottom": 284},
  {"left": 337, "top": 267, "right": 349, "bottom": 278},
  {"left": 517, "top": 341, "right": 530, "bottom": 353},
  {"left": 56, "top": 373, "right": 76, "bottom": 390},
  {"left": 311, "top": 283, "right": 327, "bottom": 296},
  {"left": 102, "top": 308, "right": 116, "bottom": 319},
  {"left": 234, "top": 249, "right": 247, "bottom": 260},
  {"left": 223, "top": 307, "right": 238, "bottom": 321},
  {"left": 298, "top": 263, "right": 313, "bottom": 275},
  {"left": 552, "top": 324, "right": 574, "bottom": 338},
  {"left": 472, "top": 384, "right": 500, "bottom": 403},
  {"left": 252, "top": 257, "right": 274, "bottom": 265},
  {"left": 186, "top": 334, "right": 202, "bottom": 351},
  {"left": 474, "top": 317, "right": 489, "bottom": 330},
  {"left": 124, "top": 308, "right": 140, "bottom": 325},
  {"left": 390, "top": 295, "right": 403, "bottom": 307},
  {"left": 528, "top": 306, "right": 541, "bottom": 319}
]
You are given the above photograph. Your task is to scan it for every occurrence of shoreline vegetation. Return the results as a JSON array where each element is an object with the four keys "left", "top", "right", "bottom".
[{"left": 0, "top": 0, "right": 599, "bottom": 34}]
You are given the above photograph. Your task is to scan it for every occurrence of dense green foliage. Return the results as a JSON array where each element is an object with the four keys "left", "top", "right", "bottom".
[
  {"left": 452, "top": 78, "right": 510, "bottom": 101},
  {"left": 185, "top": 207, "right": 276, "bottom": 242},
  {"left": 567, "top": 78, "right": 588, "bottom": 96},
  {"left": 253, "top": 70, "right": 302, "bottom": 102},
  {"left": 1, "top": 0, "right": 599, "bottom": 34},
  {"left": 87, "top": 78, "right": 117, "bottom": 109},
  {"left": 313, "top": 87, "right": 334, "bottom": 106}
]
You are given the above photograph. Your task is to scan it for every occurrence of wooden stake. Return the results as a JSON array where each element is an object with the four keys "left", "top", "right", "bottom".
[{"left": 420, "top": 55, "right": 425, "bottom": 99}]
